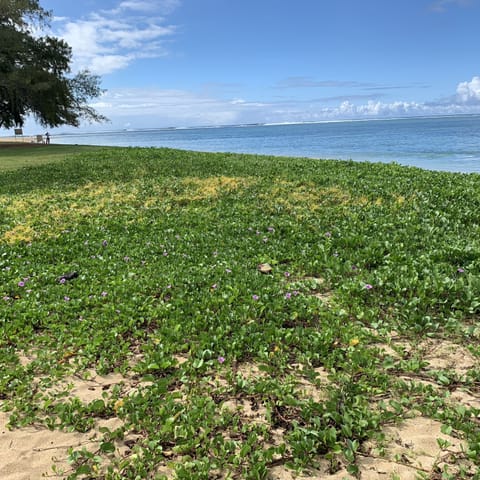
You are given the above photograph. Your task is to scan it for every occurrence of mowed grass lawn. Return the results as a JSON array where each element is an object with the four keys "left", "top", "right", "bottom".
[
  {"left": 1, "top": 145, "right": 480, "bottom": 479},
  {"left": 0, "top": 144, "right": 109, "bottom": 172}
]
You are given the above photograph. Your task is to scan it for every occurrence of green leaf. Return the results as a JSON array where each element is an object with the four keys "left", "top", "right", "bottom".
[
  {"left": 441, "top": 424, "right": 453, "bottom": 436},
  {"left": 75, "top": 465, "right": 92, "bottom": 475},
  {"left": 100, "top": 441, "right": 116, "bottom": 453}
]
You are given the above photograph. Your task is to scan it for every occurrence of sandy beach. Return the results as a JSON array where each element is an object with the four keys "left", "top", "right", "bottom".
[
  {"left": 0, "top": 136, "right": 44, "bottom": 144},
  {"left": 0, "top": 340, "right": 478, "bottom": 479}
]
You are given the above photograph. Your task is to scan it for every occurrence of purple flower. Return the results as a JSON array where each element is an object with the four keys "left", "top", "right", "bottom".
[
  {"left": 284, "top": 271, "right": 291, "bottom": 278},
  {"left": 101, "top": 291, "right": 108, "bottom": 297},
  {"left": 352, "top": 265, "right": 358, "bottom": 270},
  {"left": 3, "top": 296, "right": 10, "bottom": 301},
  {"left": 267, "top": 227, "right": 275, "bottom": 232},
  {"left": 217, "top": 356, "right": 225, "bottom": 364},
  {"left": 102, "top": 240, "right": 108, "bottom": 247},
  {"left": 457, "top": 268, "right": 465, "bottom": 273},
  {"left": 64, "top": 296, "right": 70, "bottom": 301},
  {"left": 293, "top": 290, "right": 300, "bottom": 296},
  {"left": 211, "top": 284, "right": 218, "bottom": 290},
  {"left": 364, "top": 284, "right": 373, "bottom": 290},
  {"left": 59, "top": 278, "right": 66, "bottom": 284},
  {"left": 252, "top": 294, "right": 259, "bottom": 301},
  {"left": 325, "top": 231, "right": 332, "bottom": 238},
  {"left": 285, "top": 292, "right": 292, "bottom": 299},
  {"left": 18, "top": 281, "right": 25, "bottom": 287}
]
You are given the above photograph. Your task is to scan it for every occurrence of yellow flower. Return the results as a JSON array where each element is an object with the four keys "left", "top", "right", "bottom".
[
  {"left": 349, "top": 338, "right": 360, "bottom": 347},
  {"left": 269, "top": 345, "right": 281, "bottom": 358},
  {"left": 113, "top": 399, "right": 124, "bottom": 413}
]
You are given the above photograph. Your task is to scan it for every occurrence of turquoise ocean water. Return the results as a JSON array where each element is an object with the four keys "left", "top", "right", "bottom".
[{"left": 54, "top": 114, "right": 480, "bottom": 173}]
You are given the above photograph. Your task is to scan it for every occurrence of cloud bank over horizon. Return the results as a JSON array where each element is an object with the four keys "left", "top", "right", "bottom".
[{"left": 76, "top": 75, "right": 480, "bottom": 131}]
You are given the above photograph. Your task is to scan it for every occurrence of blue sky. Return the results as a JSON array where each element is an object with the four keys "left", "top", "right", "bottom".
[{"left": 30, "top": 0, "right": 480, "bottom": 131}]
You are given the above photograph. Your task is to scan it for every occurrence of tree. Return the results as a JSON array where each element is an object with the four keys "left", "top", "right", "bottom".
[{"left": 0, "top": 0, "right": 107, "bottom": 128}]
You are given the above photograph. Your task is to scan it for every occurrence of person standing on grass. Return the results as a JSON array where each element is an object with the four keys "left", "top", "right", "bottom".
[{"left": 45, "top": 132, "right": 50, "bottom": 144}]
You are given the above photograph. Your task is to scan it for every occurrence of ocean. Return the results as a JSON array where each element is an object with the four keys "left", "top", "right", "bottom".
[{"left": 53, "top": 114, "right": 480, "bottom": 174}]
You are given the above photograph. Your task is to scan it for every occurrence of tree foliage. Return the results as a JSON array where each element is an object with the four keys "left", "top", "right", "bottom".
[{"left": 0, "top": 0, "right": 107, "bottom": 128}]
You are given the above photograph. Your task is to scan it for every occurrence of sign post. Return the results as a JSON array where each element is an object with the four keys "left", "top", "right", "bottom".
[{"left": 14, "top": 128, "right": 23, "bottom": 141}]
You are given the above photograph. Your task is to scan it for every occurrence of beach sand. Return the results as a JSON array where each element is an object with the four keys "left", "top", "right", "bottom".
[
  {"left": 0, "top": 136, "right": 44, "bottom": 145},
  {"left": 0, "top": 368, "right": 139, "bottom": 480},
  {"left": 1, "top": 409, "right": 473, "bottom": 480},
  {"left": 0, "top": 410, "right": 94, "bottom": 479},
  {"left": 1, "top": 341, "right": 477, "bottom": 480}
]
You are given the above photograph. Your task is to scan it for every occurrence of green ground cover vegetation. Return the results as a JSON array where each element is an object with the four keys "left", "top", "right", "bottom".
[
  {"left": 0, "top": 144, "right": 108, "bottom": 172},
  {"left": 1, "top": 146, "right": 480, "bottom": 479}
]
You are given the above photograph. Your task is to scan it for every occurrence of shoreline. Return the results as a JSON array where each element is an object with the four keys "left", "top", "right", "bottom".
[
  {"left": 0, "top": 136, "right": 44, "bottom": 144},
  {"left": 13, "top": 112, "right": 480, "bottom": 137}
]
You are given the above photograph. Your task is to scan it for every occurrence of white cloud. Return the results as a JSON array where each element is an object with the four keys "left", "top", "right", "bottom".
[
  {"left": 281, "top": 77, "right": 480, "bottom": 120},
  {"left": 87, "top": 88, "right": 240, "bottom": 128},
  {"left": 275, "top": 77, "right": 370, "bottom": 89},
  {"left": 258, "top": 100, "right": 430, "bottom": 124},
  {"left": 429, "top": 0, "right": 472, "bottom": 12},
  {"left": 456, "top": 76, "right": 480, "bottom": 104},
  {"left": 71, "top": 75, "right": 480, "bottom": 131},
  {"left": 89, "top": 55, "right": 133, "bottom": 76},
  {"left": 52, "top": 1, "right": 178, "bottom": 75},
  {"left": 118, "top": 1, "right": 157, "bottom": 12},
  {"left": 118, "top": 0, "right": 180, "bottom": 14},
  {"left": 339, "top": 100, "right": 425, "bottom": 117}
]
